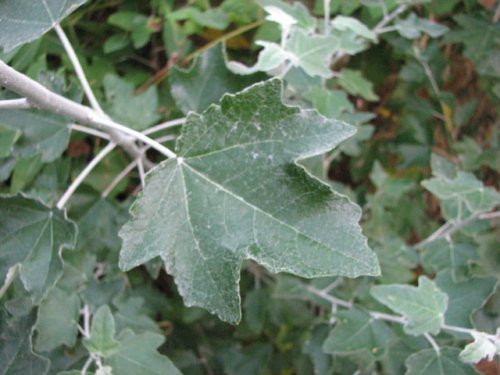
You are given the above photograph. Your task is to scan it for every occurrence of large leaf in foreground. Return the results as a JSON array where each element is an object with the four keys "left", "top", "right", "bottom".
[
  {"left": 120, "top": 79, "right": 380, "bottom": 323},
  {"left": 0, "top": 0, "right": 87, "bottom": 52},
  {"left": 0, "top": 196, "right": 77, "bottom": 302}
]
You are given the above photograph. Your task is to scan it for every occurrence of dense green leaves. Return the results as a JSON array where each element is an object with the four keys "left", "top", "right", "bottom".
[
  {"left": 104, "top": 330, "right": 182, "bottom": 375},
  {"left": 0, "top": 95, "right": 71, "bottom": 162},
  {"left": 0, "top": 196, "right": 76, "bottom": 302},
  {"left": 405, "top": 348, "right": 476, "bottom": 375},
  {"left": 0, "top": 0, "right": 498, "bottom": 373},
  {"left": 34, "top": 287, "right": 80, "bottom": 352},
  {"left": 0, "top": 0, "right": 87, "bottom": 52},
  {"left": 0, "top": 312, "right": 50, "bottom": 375},
  {"left": 323, "top": 307, "right": 393, "bottom": 357},
  {"left": 371, "top": 277, "right": 448, "bottom": 335},
  {"left": 435, "top": 271, "right": 497, "bottom": 329},
  {"left": 422, "top": 171, "right": 500, "bottom": 217},
  {"left": 84, "top": 305, "right": 121, "bottom": 358},
  {"left": 170, "top": 44, "right": 263, "bottom": 114},
  {"left": 103, "top": 75, "right": 160, "bottom": 131},
  {"left": 120, "top": 79, "right": 379, "bottom": 323}
]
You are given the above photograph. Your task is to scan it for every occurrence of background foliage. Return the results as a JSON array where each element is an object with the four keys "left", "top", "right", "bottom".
[{"left": 0, "top": 0, "right": 499, "bottom": 374}]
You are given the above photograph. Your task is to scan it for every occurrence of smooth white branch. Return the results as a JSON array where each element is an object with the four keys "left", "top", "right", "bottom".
[
  {"left": 0, "top": 98, "right": 31, "bottom": 109},
  {"left": 0, "top": 60, "right": 176, "bottom": 160},
  {"left": 54, "top": 24, "right": 104, "bottom": 114}
]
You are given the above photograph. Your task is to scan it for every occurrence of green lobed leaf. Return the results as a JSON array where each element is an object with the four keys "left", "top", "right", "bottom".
[
  {"left": 371, "top": 276, "right": 448, "bottom": 335},
  {"left": 170, "top": 7, "right": 230, "bottom": 30},
  {"left": 0, "top": 196, "right": 77, "bottom": 302},
  {"left": 286, "top": 29, "right": 338, "bottom": 78},
  {"left": 103, "top": 74, "right": 160, "bottom": 131},
  {"left": 445, "top": 14, "right": 500, "bottom": 66},
  {"left": 104, "top": 330, "right": 182, "bottom": 375},
  {"left": 422, "top": 171, "right": 500, "bottom": 216},
  {"left": 0, "top": 126, "right": 20, "bottom": 159},
  {"left": 119, "top": 79, "right": 380, "bottom": 323},
  {"left": 219, "top": 343, "right": 272, "bottom": 375},
  {"left": 228, "top": 30, "right": 338, "bottom": 78},
  {"left": 75, "top": 194, "right": 127, "bottom": 253},
  {"left": 243, "top": 288, "right": 270, "bottom": 334},
  {"left": 338, "top": 69, "right": 379, "bottom": 101},
  {"left": 10, "top": 154, "right": 43, "bottom": 194},
  {"left": 302, "top": 324, "right": 333, "bottom": 375},
  {"left": 323, "top": 307, "right": 393, "bottom": 358},
  {"left": 305, "top": 88, "right": 354, "bottom": 119},
  {"left": 34, "top": 287, "right": 80, "bottom": 352},
  {"left": 113, "top": 296, "right": 160, "bottom": 335},
  {"left": 83, "top": 305, "right": 121, "bottom": 358},
  {"left": 0, "top": 93, "right": 71, "bottom": 163},
  {"left": 0, "top": 0, "right": 87, "bottom": 52},
  {"left": 435, "top": 270, "right": 497, "bottom": 330},
  {"left": 227, "top": 41, "right": 288, "bottom": 75},
  {"left": 170, "top": 44, "right": 264, "bottom": 114},
  {"left": 405, "top": 348, "right": 476, "bottom": 375},
  {"left": 0, "top": 311, "right": 50, "bottom": 375},
  {"left": 331, "top": 16, "right": 377, "bottom": 41},
  {"left": 381, "top": 330, "right": 429, "bottom": 375},
  {"left": 396, "top": 13, "right": 449, "bottom": 40}
]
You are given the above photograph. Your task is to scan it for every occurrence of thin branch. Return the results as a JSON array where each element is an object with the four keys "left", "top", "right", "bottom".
[
  {"left": 69, "top": 124, "right": 111, "bottom": 140},
  {"left": 376, "top": 25, "right": 398, "bottom": 34},
  {"left": 54, "top": 24, "right": 104, "bottom": 114},
  {"left": 417, "top": 52, "right": 441, "bottom": 96},
  {"left": 81, "top": 304, "right": 91, "bottom": 338},
  {"left": 102, "top": 160, "right": 137, "bottom": 198},
  {"left": 81, "top": 356, "right": 94, "bottom": 375},
  {"left": 442, "top": 324, "right": 498, "bottom": 341},
  {"left": 143, "top": 118, "right": 185, "bottom": 135},
  {"left": 369, "top": 311, "right": 406, "bottom": 324},
  {"left": 56, "top": 142, "right": 116, "bottom": 209},
  {"left": 137, "top": 19, "right": 264, "bottom": 92},
  {"left": 321, "top": 278, "right": 343, "bottom": 294},
  {"left": 137, "top": 157, "right": 146, "bottom": 188},
  {"left": 412, "top": 209, "right": 498, "bottom": 250},
  {"left": 373, "top": 4, "right": 407, "bottom": 34},
  {"left": 324, "top": 0, "right": 331, "bottom": 35},
  {"left": 100, "top": 133, "right": 176, "bottom": 198},
  {"left": 424, "top": 333, "right": 441, "bottom": 354},
  {"left": 94, "top": 115, "right": 176, "bottom": 159},
  {"left": 479, "top": 211, "right": 500, "bottom": 220},
  {"left": 154, "top": 134, "right": 177, "bottom": 144},
  {"left": 306, "top": 286, "right": 353, "bottom": 308},
  {"left": 412, "top": 221, "right": 452, "bottom": 249},
  {"left": 0, "top": 60, "right": 176, "bottom": 159},
  {"left": 0, "top": 98, "right": 31, "bottom": 109}
]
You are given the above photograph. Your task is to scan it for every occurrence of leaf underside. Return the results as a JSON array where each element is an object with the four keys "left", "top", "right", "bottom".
[{"left": 119, "top": 79, "right": 380, "bottom": 323}]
